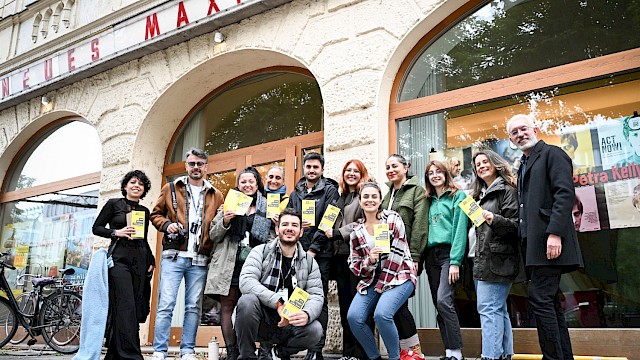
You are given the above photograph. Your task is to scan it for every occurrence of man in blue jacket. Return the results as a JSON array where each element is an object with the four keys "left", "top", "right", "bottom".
[{"left": 507, "top": 114, "right": 583, "bottom": 360}]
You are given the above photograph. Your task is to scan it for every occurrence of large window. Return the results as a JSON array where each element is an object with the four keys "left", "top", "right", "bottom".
[
  {"left": 169, "top": 70, "right": 323, "bottom": 163},
  {"left": 394, "top": 0, "right": 640, "bottom": 329},
  {"left": 0, "top": 121, "right": 101, "bottom": 292}
]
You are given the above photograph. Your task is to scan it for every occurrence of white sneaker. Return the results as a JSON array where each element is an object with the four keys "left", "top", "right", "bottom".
[
  {"left": 181, "top": 353, "right": 198, "bottom": 360},
  {"left": 150, "top": 352, "right": 166, "bottom": 360}
]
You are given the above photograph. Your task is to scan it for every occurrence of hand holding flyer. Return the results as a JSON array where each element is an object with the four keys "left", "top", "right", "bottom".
[
  {"left": 302, "top": 200, "right": 316, "bottom": 226},
  {"left": 318, "top": 205, "right": 340, "bottom": 232},
  {"left": 281, "top": 287, "right": 310, "bottom": 319},
  {"left": 224, "top": 189, "right": 253, "bottom": 215},
  {"left": 374, "top": 224, "right": 390, "bottom": 253},
  {"left": 127, "top": 211, "right": 146, "bottom": 239},
  {"left": 267, "top": 193, "right": 281, "bottom": 219},
  {"left": 458, "top": 195, "right": 485, "bottom": 226}
]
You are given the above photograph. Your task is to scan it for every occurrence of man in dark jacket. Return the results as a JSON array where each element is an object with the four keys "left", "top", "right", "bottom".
[
  {"left": 507, "top": 114, "right": 583, "bottom": 360},
  {"left": 286, "top": 152, "right": 338, "bottom": 360}
]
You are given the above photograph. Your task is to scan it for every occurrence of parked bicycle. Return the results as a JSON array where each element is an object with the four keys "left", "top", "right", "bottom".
[{"left": 0, "top": 251, "right": 82, "bottom": 353}]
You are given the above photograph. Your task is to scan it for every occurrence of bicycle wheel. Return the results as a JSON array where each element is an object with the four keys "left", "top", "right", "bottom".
[
  {"left": 10, "top": 292, "right": 35, "bottom": 344},
  {"left": 39, "top": 291, "right": 82, "bottom": 353},
  {"left": 0, "top": 296, "right": 18, "bottom": 348}
]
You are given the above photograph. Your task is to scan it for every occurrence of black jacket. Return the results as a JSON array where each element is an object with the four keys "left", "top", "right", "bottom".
[
  {"left": 518, "top": 141, "right": 583, "bottom": 271},
  {"left": 472, "top": 178, "right": 525, "bottom": 283},
  {"left": 287, "top": 176, "right": 339, "bottom": 257}
]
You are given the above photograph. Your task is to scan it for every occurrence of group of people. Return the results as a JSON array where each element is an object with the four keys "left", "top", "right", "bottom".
[{"left": 89, "top": 113, "right": 583, "bottom": 360}]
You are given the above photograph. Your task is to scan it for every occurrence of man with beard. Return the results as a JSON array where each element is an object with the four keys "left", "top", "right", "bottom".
[
  {"left": 235, "top": 208, "right": 323, "bottom": 360},
  {"left": 507, "top": 114, "right": 583, "bottom": 360},
  {"left": 286, "top": 152, "right": 338, "bottom": 360},
  {"left": 150, "top": 148, "right": 224, "bottom": 360}
]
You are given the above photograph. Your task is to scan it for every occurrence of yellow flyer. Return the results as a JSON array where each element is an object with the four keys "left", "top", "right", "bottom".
[
  {"left": 302, "top": 200, "right": 316, "bottom": 226},
  {"left": 266, "top": 193, "right": 281, "bottom": 219},
  {"left": 374, "top": 224, "right": 390, "bottom": 253},
  {"left": 318, "top": 205, "right": 340, "bottom": 232},
  {"left": 281, "top": 287, "right": 310, "bottom": 319},
  {"left": 129, "top": 210, "right": 146, "bottom": 239},
  {"left": 224, "top": 189, "right": 253, "bottom": 215},
  {"left": 458, "top": 195, "right": 485, "bottom": 227}
]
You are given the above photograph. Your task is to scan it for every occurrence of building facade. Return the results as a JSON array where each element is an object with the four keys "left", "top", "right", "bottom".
[{"left": 0, "top": 0, "right": 639, "bottom": 357}]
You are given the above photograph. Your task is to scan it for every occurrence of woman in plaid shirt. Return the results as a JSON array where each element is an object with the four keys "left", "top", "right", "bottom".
[{"left": 346, "top": 182, "right": 418, "bottom": 360}]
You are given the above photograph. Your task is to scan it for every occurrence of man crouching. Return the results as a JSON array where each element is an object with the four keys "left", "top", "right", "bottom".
[{"left": 236, "top": 208, "right": 324, "bottom": 360}]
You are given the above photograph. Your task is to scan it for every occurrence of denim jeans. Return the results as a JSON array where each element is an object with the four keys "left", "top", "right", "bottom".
[
  {"left": 347, "top": 280, "right": 415, "bottom": 360},
  {"left": 475, "top": 280, "right": 513, "bottom": 359},
  {"left": 425, "top": 245, "right": 463, "bottom": 349},
  {"left": 153, "top": 257, "right": 207, "bottom": 356}
]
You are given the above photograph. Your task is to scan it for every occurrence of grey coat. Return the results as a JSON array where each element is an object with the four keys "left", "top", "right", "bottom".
[
  {"left": 239, "top": 240, "right": 324, "bottom": 322},
  {"left": 204, "top": 211, "right": 237, "bottom": 296}
]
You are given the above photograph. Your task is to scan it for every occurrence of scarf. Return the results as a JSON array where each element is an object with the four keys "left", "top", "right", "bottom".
[
  {"left": 264, "top": 242, "right": 299, "bottom": 292},
  {"left": 267, "top": 185, "right": 288, "bottom": 196},
  {"left": 229, "top": 190, "right": 270, "bottom": 244}
]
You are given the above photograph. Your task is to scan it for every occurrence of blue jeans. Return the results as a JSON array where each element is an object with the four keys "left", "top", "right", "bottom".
[
  {"left": 153, "top": 257, "right": 207, "bottom": 356},
  {"left": 347, "top": 280, "right": 414, "bottom": 360},
  {"left": 475, "top": 280, "right": 513, "bottom": 359}
]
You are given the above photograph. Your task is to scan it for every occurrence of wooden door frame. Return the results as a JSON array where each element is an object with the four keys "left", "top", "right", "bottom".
[{"left": 149, "top": 131, "right": 324, "bottom": 344}]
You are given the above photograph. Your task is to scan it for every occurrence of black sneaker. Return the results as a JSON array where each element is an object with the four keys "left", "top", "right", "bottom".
[
  {"left": 258, "top": 343, "right": 274, "bottom": 360},
  {"left": 225, "top": 345, "right": 239, "bottom": 360},
  {"left": 273, "top": 345, "right": 291, "bottom": 360},
  {"left": 303, "top": 352, "right": 323, "bottom": 360}
]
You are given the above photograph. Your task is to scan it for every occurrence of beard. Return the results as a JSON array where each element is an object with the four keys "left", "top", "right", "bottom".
[{"left": 517, "top": 138, "right": 538, "bottom": 152}]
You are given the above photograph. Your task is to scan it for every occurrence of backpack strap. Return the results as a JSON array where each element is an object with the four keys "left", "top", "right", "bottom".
[{"left": 169, "top": 182, "right": 178, "bottom": 220}]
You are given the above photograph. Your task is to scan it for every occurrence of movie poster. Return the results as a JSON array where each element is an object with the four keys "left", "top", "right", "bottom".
[
  {"left": 604, "top": 178, "right": 640, "bottom": 229},
  {"left": 560, "top": 125, "right": 596, "bottom": 174},
  {"left": 597, "top": 117, "right": 630, "bottom": 168},
  {"left": 574, "top": 186, "right": 600, "bottom": 232}
]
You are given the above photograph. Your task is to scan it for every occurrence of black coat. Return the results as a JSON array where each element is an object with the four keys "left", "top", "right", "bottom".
[
  {"left": 287, "top": 176, "right": 339, "bottom": 257},
  {"left": 518, "top": 141, "right": 583, "bottom": 271},
  {"left": 473, "top": 178, "right": 525, "bottom": 283}
]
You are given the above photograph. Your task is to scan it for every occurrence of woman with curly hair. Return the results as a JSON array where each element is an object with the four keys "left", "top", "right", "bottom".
[{"left": 92, "top": 170, "right": 155, "bottom": 360}]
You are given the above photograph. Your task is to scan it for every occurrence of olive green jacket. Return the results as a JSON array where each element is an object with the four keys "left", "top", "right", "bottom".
[{"left": 381, "top": 176, "right": 429, "bottom": 263}]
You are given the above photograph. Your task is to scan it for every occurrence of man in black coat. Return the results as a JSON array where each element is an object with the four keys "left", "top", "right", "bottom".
[
  {"left": 507, "top": 114, "right": 583, "bottom": 360},
  {"left": 286, "top": 151, "right": 339, "bottom": 360}
]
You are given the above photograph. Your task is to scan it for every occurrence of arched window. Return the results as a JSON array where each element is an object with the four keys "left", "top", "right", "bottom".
[
  {"left": 392, "top": 0, "right": 640, "bottom": 330},
  {"left": 0, "top": 120, "right": 101, "bottom": 289}
]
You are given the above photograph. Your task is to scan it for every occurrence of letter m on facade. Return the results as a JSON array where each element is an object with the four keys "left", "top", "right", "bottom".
[{"left": 145, "top": 13, "right": 160, "bottom": 40}]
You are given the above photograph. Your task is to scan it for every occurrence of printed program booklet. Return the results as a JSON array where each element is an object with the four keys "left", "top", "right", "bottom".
[
  {"left": 266, "top": 193, "right": 281, "bottom": 219},
  {"left": 302, "top": 200, "right": 316, "bottom": 226},
  {"left": 458, "top": 195, "right": 485, "bottom": 226},
  {"left": 281, "top": 287, "right": 310, "bottom": 320},
  {"left": 318, "top": 205, "right": 340, "bottom": 232},
  {"left": 374, "top": 223, "right": 390, "bottom": 253},
  {"left": 127, "top": 211, "right": 146, "bottom": 239},
  {"left": 223, "top": 189, "right": 253, "bottom": 215}
]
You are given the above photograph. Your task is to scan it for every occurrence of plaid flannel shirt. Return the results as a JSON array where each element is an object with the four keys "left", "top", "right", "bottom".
[{"left": 349, "top": 210, "right": 417, "bottom": 293}]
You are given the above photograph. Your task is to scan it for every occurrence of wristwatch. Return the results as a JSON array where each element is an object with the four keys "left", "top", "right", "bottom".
[{"left": 111, "top": 229, "right": 118, "bottom": 239}]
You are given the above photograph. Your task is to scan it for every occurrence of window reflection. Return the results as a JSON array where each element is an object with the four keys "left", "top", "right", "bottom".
[
  {"left": 399, "top": 0, "right": 640, "bottom": 102},
  {"left": 397, "top": 73, "right": 640, "bottom": 328}
]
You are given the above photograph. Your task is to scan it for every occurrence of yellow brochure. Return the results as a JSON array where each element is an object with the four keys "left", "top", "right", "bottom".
[
  {"left": 281, "top": 287, "right": 310, "bottom": 320},
  {"left": 458, "top": 195, "right": 485, "bottom": 227},
  {"left": 129, "top": 210, "right": 146, "bottom": 239},
  {"left": 266, "top": 194, "right": 281, "bottom": 219},
  {"left": 374, "top": 224, "right": 390, "bottom": 253},
  {"left": 302, "top": 200, "right": 316, "bottom": 226},
  {"left": 224, "top": 189, "right": 253, "bottom": 215},
  {"left": 318, "top": 205, "right": 340, "bottom": 232}
]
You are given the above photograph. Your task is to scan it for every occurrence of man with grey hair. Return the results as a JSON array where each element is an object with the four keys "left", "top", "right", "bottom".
[
  {"left": 507, "top": 114, "right": 583, "bottom": 360},
  {"left": 150, "top": 148, "right": 224, "bottom": 360}
]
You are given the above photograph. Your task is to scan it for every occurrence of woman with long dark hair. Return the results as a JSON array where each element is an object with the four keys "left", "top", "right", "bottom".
[
  {"left": 469, "top": 150, "right": 521, "bottom": 360},
  {"left": 205, "top": 167, "right": 272, "bottom": 360},
  {"left": 381, "top": 154, "right": 428, "bottom": 360},
  {"left": 324, "top": 159, "right": 370, "bottom": 360},
  {"left": 347, "top": 182, "right": 417, "bottom": 360},
  {"left": 92, "top": 170, "right": 155, "bottom": 360},
  {"left": 424, "top": 160, "right": 467, "bottom": 360}
]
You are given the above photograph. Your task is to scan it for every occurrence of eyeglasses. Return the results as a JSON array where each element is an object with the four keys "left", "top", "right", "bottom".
[
  {"left": 509, "top": 126, "right": 533, "bottom": 137},
  {"left": 187, "top": 161, "right": 206, "bottom": 168}
]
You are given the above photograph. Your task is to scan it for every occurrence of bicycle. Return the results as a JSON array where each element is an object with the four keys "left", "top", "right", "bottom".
[{"left": 0, "top": 251, "right": 82, "bottom": 353}]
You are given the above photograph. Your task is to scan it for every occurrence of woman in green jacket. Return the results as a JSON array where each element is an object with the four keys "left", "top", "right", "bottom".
[{"left": 381, "top": 154, "right": 429, "bottom": 360}]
